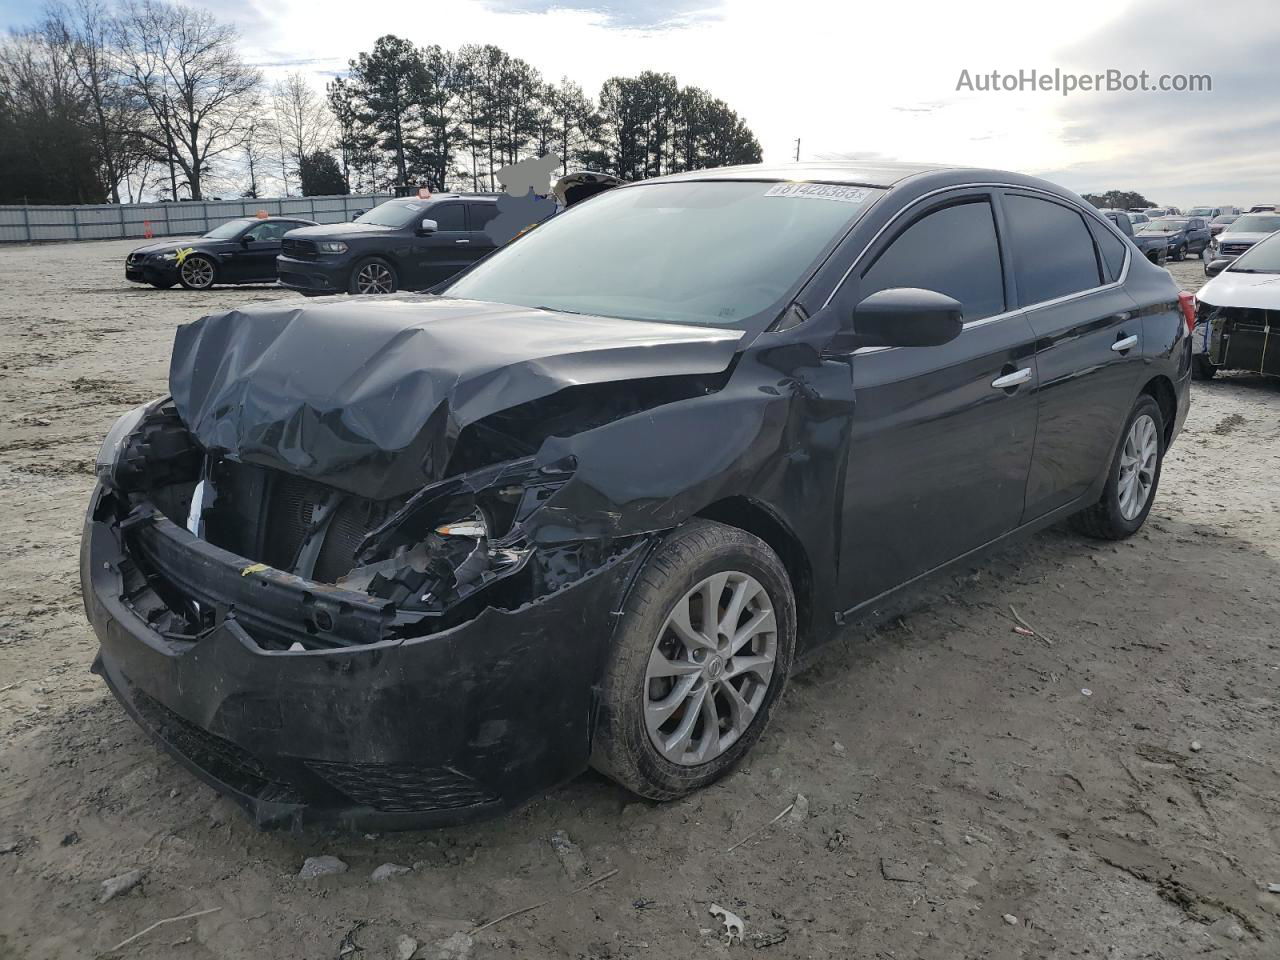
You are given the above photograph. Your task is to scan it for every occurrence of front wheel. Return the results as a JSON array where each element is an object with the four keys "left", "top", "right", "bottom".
[
  {"left": 1069, "top": 395, "right": 1165, "bottom": 540},
  {"left": 349, "top": 257, "right": 398, "bottom": 295},
  {"left": 177, "top": 255, "right": 216, "bottom": 290},
  {"left": 591, "top": 520, "right": 796, "bottom": 800}
]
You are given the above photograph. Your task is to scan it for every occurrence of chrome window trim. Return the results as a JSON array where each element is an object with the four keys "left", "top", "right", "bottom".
[{"left": 836, "top": 181, "right": 1132, "bottom": 357}]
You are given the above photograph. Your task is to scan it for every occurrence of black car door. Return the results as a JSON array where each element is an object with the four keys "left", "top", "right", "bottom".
[
  {"left": 411, "top": 202, "right": 472, "bottom": 288},
  {"left": 999, "top": 190, "right": 1145, "bottom": 519},
  {"left": 466, "top": 201, "right": 500, "bottom": 263},
  {"left": 836, "top": 191, "right": 1040, "bottom": 607},
  {"left": 231, "top": 220, "right": 293, "bottom": 281},
  {"left": 1187, "top": 218, "right": 1209, "bottom": 252}
]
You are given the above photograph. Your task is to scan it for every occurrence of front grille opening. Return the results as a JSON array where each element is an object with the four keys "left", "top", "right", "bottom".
[
  {"left": 131, "top": 687, "right": 302, "bottom": 804},
  {"left": 306, "top": 760, "right": 498, "bottom": 813},
  {"left": 203, "top": 459, "right": 403, "bottom": 584}
]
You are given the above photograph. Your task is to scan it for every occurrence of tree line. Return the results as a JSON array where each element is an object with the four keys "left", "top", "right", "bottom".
[
  {"left": 0, "top": 1, "right": 763, "bottom": 205},
  {"left": 327, "top": 37, "right": 762, "bottom": 194}
]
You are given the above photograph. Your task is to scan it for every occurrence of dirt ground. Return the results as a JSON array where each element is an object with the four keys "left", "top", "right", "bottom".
[{"left": 0, "top": 241, "right": 1277, "bottom": 960}]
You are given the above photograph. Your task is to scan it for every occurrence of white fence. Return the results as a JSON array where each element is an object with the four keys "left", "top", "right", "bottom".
[{"left": 0, "top": 193, "right": 396, "bottom": 243}]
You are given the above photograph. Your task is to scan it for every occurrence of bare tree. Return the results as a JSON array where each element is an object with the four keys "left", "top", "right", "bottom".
[
  {"left": 43, "top": 0, "right": 141, "bottom": 203},
  {"left": 270, "top": 71, "right": 333, "bottom": 194},
  {"left": 240, "top": 115, "right": 274, "bottom": 197},
  {"left": 113, "top": 0, "right": 261, "bottom": 200}
]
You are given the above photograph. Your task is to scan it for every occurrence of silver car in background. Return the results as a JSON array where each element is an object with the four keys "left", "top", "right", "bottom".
[{"left": 1205, "top": 212, "right": 1280, "bottom": 269}]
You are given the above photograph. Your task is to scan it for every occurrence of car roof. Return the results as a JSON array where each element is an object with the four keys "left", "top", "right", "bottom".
[
  {"left": 640, "top": 161, "right": 1117, "bottom": 213},
  {"left": 395, "top": 194, "right": 498, "bottom": 203},
  {"left": 651, "top": 160, "right": 953, "bottom": 188}
]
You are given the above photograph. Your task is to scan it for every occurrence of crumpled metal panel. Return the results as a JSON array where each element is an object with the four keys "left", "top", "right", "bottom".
[{"left": 169, "top": 295, "right": 742, "bottom": 500}]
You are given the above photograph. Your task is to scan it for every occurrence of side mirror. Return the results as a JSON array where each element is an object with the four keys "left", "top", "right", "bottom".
[
  {"left": 1204, "top": 258, "right": 1230, "bottom": 278},
  {"left": 417, "top": 218, "right": 438, "bottom": 235},
  {"left": 240, "top": 235, "right": 252, "bottom": 246},
  {"left": 833, "top": 288, "right": 964, "bottom": 351}
]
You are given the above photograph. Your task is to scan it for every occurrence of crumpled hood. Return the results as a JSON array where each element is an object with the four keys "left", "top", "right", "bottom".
[{"left": 169, "top": 295, "right": 743, "bottom": 499}]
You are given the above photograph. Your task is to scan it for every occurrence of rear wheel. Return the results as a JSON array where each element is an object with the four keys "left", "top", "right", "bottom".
[
  {"left": 1069, "top": 395, "right": 1164, "bottom": 540},
  {"left": 1191, "top": 354, "right": 1217, "bottom": 380},
  {"left": 1172, "top": 244, "right": 1186, "bottom": 262},
  {"left": 591, "top": 520, "right": 796, "bottom": 800},
  {"left": 349, "top": 258, "right": 397, "bottom": 295},
  {"left": 177, "top": 255, "right": 216, "bottom": 290}
]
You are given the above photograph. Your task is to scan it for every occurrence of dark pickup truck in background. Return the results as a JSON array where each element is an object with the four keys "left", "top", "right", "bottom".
[{"left": 1099, "top": 208, "right": 1168, "bottom": 265}]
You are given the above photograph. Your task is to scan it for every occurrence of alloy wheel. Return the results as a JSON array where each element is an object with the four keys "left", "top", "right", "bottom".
[
  {"left": 355, "top": 262, "right": 394, "bottom": 294},
  {"left": 644, "top": 571, "right": 777, "bottom": 766},
  {"left": 1118, "top": 413, "right": 1158, "bottom": 520},
  {"left": 180, "top": 257, "right": 214, "bottom": 289}
]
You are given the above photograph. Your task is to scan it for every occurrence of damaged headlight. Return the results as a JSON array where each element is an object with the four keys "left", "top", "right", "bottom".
[
  {"left": 95, "top": 403, "right": 151, "bottom": 488},
  {"left": 335, "top": 457, "right": 577, "bottom": 614}
]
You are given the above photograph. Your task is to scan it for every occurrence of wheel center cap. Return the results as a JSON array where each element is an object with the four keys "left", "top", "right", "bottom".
[{"left": 705, "top": 654, "right": 725, "bottom": 680}]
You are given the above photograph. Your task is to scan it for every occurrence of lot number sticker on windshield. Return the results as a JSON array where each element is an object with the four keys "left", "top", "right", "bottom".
[{"left": 764, "top": 183, "right": 871, "bottom": 203}]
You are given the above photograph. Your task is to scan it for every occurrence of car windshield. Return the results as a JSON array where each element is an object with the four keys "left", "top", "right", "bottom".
[
  {"left": 202, "top": 219, "right": 252, "bottom": 239},
  {"left": 1212, "top": 215, "right": 1238, "bottom": 224},
  {"left": 1139, "top": 219, "right": 1185, "bottom": 232},
  {"left": 442, "top": 180, "right": 883, "bottom": 327},
  {"left": 1227, "top": 231, "right": 1280, "bottom": 273},
  {"left": 1187, "top": 208, "right": 1214, "bottom": 216},
  {"left": 1225, "top": 214, "right": 1280, "bottom": 234},
  {"left": 355, "top": 200, "right": 429, "bottom": 228}
]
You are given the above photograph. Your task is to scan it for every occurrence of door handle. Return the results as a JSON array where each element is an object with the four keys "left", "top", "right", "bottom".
[
  {"left": 454, "top": 239, "right": 470, "bottom": 244},
  {"left": 991, "top": 368, "right": 1032, "bottom": 390},
  {"left": 1111, "top": 334, "right": 1138, "bottom": 352}
]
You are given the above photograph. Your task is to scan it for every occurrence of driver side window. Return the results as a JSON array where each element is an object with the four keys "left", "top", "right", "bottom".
[
  {"left": 245, "top": 222, "right": 285, "bottom": 242},
  {"left": 860, "top": 199, "right": 1006, "bottom": 323}
]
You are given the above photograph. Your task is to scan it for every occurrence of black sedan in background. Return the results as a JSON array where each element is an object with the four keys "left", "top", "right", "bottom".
[
  {"left": 276, "top": 196, "right": 503, "bottom": 295},
  {"left": 85, "top": 162, "right": 1190, "bottom": 829},
  {"left": 125, "top": 216, "right": 317, "bottom": 290}
]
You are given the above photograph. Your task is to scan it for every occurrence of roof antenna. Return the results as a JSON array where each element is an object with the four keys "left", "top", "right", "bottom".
[{"left": 793, "top": 138, "right": 801, "bottom": 162}]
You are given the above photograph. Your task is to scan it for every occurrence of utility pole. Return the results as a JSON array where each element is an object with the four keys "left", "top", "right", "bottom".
[{"left": 793, "top": 138, "right": 801, "bottom": 162}]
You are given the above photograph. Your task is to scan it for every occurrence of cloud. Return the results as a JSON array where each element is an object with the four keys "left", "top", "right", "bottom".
[
  {"left": 1038, "top": 0, "right": 1280, "bottom": 205},
  {"left": 475, "top": 0, "right": 723, "bottom": 28}
]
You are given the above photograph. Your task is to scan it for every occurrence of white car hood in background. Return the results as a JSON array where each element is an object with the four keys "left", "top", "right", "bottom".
[
  {"left": 1196, "top": 269, "right": 1280, "bottom": 308},
  {"left": 1215, "top": 231, "right": 1274, "bottom": 246}
]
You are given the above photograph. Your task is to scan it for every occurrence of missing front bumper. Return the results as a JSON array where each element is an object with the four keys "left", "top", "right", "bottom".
[{"left": 82, "top": 485, "right": 648, "bottom": 829}]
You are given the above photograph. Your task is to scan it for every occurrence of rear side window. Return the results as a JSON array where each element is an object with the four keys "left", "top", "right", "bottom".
[
  {"left": 1004, "top": 195, "right": 1102, "bottom": 305},
  {"left": 430, "top": 203, "right": 466, "bottom": 231},
  {"left": 469, "top": 203, "right": 498, "bottom": 230},
  {"left": 1089, "top": 219, "right": 1128, "bottom": 281},
  {"left": 860, "top": 199, "right": 1005, "bottom": 323}
]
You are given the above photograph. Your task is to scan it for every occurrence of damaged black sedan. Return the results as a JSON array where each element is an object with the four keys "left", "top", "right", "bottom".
[{"left": 83, "top": 163, "right": 1191, "bottom": 829}]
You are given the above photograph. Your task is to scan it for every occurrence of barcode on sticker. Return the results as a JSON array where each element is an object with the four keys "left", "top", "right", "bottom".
[{"left": 764, "top": 183, "right": 871, "bottom": 203}]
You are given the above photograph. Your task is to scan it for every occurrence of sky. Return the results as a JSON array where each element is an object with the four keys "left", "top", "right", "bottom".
[{"left": 4, "top": 0, "right": 1277, "bottom": 208}]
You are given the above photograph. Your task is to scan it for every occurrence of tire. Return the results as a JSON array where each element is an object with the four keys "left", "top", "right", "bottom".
[
  {"left": 348, "top": 257, "right": 398, "bottom": 295},
  {"left": 1069, "top": 395, "right": 1165, "bottom": 540},
  {"left": 591, "top": 519, "right": 797, "bottom": 800},
  {"left": 1191, "top": 354, "right": 1217, "bottom": 380},
  {"left": 149, "top": 279, "right": 175, "bottom": 290},
  {"left": 1173, "top": 244, "right": 1186, "bottom": 262},
  {"left": 177, "top": 255, "right": 216, "bottom": 290}
]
